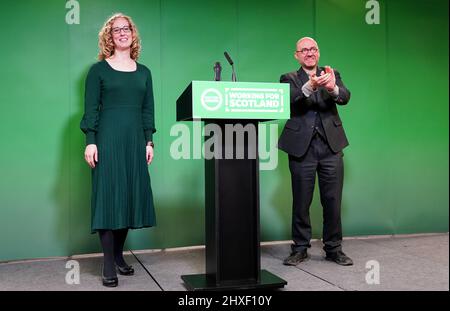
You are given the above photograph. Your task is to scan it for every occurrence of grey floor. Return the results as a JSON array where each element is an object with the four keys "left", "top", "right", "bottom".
[{"left": 0, "top": 233, "right": 448, "bottom": 291}]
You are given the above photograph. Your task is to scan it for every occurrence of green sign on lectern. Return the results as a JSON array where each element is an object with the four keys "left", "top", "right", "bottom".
[{"left": 177, "top": 81, "right": 290, "bottom": 121}]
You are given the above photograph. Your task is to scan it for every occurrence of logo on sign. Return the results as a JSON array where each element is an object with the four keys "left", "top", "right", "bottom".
[{"left": 201, "top": 88, "right": 223, "bottom": 111}]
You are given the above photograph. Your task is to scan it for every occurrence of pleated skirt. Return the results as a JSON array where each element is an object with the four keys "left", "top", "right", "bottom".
[{"left": 90, "top": 106, "right": 156, "bottom": 233}]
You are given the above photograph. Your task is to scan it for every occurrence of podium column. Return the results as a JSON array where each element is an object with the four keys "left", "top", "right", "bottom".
[{"left": 182, "top": 120, "right": 286, "bottom": 290}]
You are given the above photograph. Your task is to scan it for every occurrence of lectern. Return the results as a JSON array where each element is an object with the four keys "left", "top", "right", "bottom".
[{"left": 177, "top": 81, "right": 289, "bottom": 290}]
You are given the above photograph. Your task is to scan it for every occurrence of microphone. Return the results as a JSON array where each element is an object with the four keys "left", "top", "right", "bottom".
[
  {"left": 224, "top": 51, "right": 234, "bottom": 66},
  {"left": 214, "top": 62, "right": 222, "bottom": 81},
  {"left": 224, "top": 51, "right": 237, "bottom": 82}
]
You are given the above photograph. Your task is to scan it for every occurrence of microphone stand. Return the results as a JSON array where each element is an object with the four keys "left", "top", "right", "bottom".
[{"left": 231, "top": 64, "right": 237, "bottom": 82}]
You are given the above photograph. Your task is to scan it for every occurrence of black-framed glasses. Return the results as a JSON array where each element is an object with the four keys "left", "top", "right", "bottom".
[
  {"left": 296, "top": 47, "right": 319, "bottom": 55},
  {"left": 111, "top": 25, "right": 132, "bottom": 35}
]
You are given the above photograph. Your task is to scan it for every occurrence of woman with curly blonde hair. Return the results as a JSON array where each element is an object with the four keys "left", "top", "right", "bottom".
[{"left": 80, "top": 13, "right": 156, "bottom": 287}]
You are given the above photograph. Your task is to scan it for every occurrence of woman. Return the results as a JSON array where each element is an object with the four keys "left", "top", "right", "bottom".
[{"left": 80, "top": 13, "right": 156, "bottom": 287}]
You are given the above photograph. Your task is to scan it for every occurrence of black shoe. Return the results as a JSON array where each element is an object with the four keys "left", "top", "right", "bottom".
[
  {"left": 283, "top": 250, "right": 308, "bottom": 266},
  {"left": 325, "top": 250, "right": 353, "bottom": 266},
  {"left": 116, "top": 264, "right": 134, "bottom": 276},
  {"left": 102, "top": 270, "right": 118, "bottom": 287}
]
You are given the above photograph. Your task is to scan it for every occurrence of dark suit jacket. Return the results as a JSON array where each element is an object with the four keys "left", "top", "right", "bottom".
[{"left": 278, "top": 67, "right": 351, "bottom": 158}]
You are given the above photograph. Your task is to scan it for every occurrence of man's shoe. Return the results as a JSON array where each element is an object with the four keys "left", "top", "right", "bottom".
[
  {"left": 283, "top": 250, "right": 308, "bottom": 266},
  {"left": 116, "top": 264, "right": 134, "bottom": 276},
  {"left": 325, "top": 250, "right": 353, "bottom": 266}
]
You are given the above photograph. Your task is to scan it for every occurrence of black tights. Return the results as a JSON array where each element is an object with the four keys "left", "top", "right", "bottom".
[{"left": 98, "top": 229, "right": 129, "bottom": 277}]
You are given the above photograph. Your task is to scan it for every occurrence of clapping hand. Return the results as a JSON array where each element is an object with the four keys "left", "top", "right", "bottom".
[{"left": 309, "top": 66, "right": 336, "bottom": 92}]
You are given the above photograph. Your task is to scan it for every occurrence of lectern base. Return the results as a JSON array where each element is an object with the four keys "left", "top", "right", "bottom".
[{"left": 181, "top": 270, "right": 287, "bottom": 291}]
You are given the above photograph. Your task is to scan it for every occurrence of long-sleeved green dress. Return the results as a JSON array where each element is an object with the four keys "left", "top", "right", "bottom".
[{"left": 80, "top": 60, "right": 156, "bottom": 233}]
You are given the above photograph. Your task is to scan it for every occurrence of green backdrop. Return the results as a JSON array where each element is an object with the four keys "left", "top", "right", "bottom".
[{"left": 0, "top": 0, "right": 448, "bottom": 261}]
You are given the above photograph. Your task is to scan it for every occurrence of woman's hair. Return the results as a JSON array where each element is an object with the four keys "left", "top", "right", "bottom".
[{"left": 98, "top": 13, "right": 141, "bottom": 61}]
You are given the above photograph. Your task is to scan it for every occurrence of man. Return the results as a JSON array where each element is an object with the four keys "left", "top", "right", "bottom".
[{"left": 278, "top": 37, "right": 353, "bottom": 266}]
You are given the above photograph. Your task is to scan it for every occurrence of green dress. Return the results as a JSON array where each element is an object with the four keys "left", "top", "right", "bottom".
[{"left": 80, "top": 60, "right": 156, "bottom": 233}]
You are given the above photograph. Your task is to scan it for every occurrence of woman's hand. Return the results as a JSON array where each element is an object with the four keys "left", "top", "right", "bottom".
[
  {"left": 84, "top": 144, "right": 98, "bottom": 168},
  {"left": 146, "top": 145, "right": 154, "bottom": 165}
]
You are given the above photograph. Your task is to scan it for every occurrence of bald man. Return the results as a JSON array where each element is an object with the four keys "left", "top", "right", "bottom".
[{"left": 278, "top": 37, "right": 353, "bottom": 266}]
